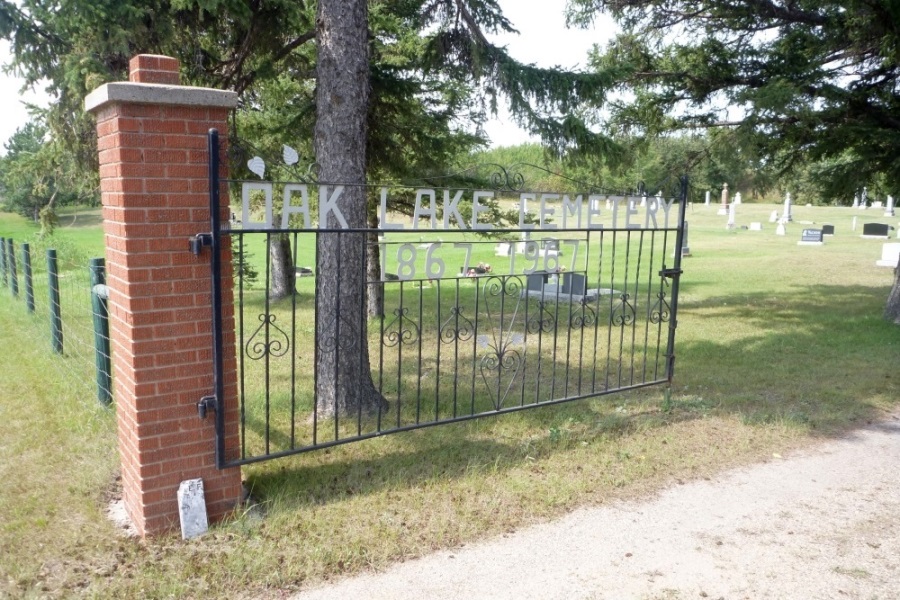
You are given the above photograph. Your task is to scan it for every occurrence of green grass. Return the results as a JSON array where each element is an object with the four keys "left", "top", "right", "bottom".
[{"left": 0, "top": 202, "right": 898, "bottom": 598}]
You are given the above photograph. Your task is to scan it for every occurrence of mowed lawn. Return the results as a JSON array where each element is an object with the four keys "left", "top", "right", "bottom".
[{"left": 0, "top": 201, "right": 898, "bottom": 598}]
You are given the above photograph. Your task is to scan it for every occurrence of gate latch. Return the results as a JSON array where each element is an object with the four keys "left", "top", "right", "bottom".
[
  {"left": 189, "top": 233, "right": 213, "bottom": 256},
  {"left": 659, "top": 266, "right": 683, "bottom": 279},
  {"left": 197, "top": 395, "right": 217, "bottom": 419}
]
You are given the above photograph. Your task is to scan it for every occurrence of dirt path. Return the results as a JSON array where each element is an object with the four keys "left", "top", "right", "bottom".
[{"left": 292, "top": 413, "right": 900, "bottom": 600}]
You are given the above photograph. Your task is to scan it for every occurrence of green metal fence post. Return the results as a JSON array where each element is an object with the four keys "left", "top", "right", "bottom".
[
  {"left": 47, "top": 249, "right": 63, "bottom": 354},
  {"left": 90, "top": 258, "right": 112, "bottom": 405},
  {"left": 22, "top": 243, "right": 34, "bottom": 313},
  {"left": 6, "top": 239, "right": 16, "bottom": 298},
  {"left": 0, "top": 237, "right": 7, "bottom": 288}
]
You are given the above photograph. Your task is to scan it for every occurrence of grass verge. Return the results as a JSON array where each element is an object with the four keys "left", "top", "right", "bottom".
[{"left": 0, "top": 203, "right": 898, "bottom": 598}]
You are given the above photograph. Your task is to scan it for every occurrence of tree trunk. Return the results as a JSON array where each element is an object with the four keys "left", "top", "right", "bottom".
[
  {"left": 885, "top": 265, "right": 900, "bottom": 324},
  {"left": 314, "top": 0, "right": 387, "bottom": 417},
  {"left": 367, "top": 210, "right": 384, "bottom": 318},
  {"left": 268, "top": 233, "right": 295, "bottom": 299}
]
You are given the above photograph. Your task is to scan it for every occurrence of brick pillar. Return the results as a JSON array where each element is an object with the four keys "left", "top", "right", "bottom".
[{"left": 85, "top": 54, "right": 242, "bottom": 537}]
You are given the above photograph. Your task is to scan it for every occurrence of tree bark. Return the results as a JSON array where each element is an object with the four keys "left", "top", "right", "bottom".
[
  {"left": 367, "top": 210, "right": 384, "bottom": 318},
  {"left": 268, "top": 233, "right": 295, "bottom": 299},
  {"left": 885, "top": 265, "right": 900, "bottom": 324},
  {"left": 314, "top": 0, "right": 387, "bottom": 417}
]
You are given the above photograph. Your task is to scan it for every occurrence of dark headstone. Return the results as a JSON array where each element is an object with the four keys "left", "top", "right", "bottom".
[
  {"left": 822, "top": 224, "right": 835, "bottom": 236},
  {"left": 800, "top": 229, "right": 824, "bottom": 243},
  {"left": 561, "top": 272, "right": 587, "bottom": 295},
  {"left": 526, "top": 273, "right": 546, "bottom": 292},
  {"left": 862, "top": 223, "right": 890, "bottom": 237}
]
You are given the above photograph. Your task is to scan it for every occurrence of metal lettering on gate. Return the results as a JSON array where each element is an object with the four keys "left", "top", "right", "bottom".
[{"left": 193, "top": 130, "right": 687, "bottom": 468}]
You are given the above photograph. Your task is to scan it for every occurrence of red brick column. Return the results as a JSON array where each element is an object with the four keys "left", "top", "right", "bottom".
[{"left": 85, "top": 55, "right": 241, "bottom": 536}]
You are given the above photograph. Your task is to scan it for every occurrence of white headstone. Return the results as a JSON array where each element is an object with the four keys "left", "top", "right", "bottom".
[
  {"left": 495, "top": 242, "right": 511, "bottom": 257},
  {"left": 605, "top": 199, "right": 611, "bottom": 209},
  {"left": 640, "top": 195, "right": 647, "bottom": 207},
  {"left": 705, "top": 190, "right": 711, "bottom": 206},
  {"left": 885, "top": 195, "right": 895, "bottom": 217},
  {"left": 876, "top": 243, "right": 900, "bottom": 268},
  {"left": 718, "top": 183, "right": 729, "bottom": 215},
  {"left": 776, "top": 222, "right": 786, "bottom": 236},
  {"left": 769, "top": 210, "right": 779, "bottom": 223},
  {"left": 726, "top": 202, "right": 736, "bottom": 229},
  {"left": 783, "top": 192, "right": 793, "bottom": 222},
  {"left": 852, "top": 193, "right": 859, "bottom": 208},
  {"left": 177, "top": 478, "right": 209, "bottom": 540},
  {"left": 852, "top": 216, "right": 858, "bottom": 231},
  {"left": 749, "top": 222, "right": 762, "bottom": 231},
  {"left": 734, "top": 192, "right": 742, "bottom": 205}
]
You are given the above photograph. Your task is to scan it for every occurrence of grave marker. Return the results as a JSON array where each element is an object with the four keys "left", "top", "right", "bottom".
[
  {"left": 177, "top": 479, "right": 209, "bottom": 540},
  {"left": 822, "top": 224, "right": 835, "bottom": 236},
  {"left": 862, "top": 223, "right": 892, "bottom": 238},
  {"left": 717, "top": 183, "right": 729, "bottom": 215},
  {"left": 782, "top": 192, "right": 793, "bottom": 222},
  {"left": 798, "top": 228, "right": 824, "bottom": 246},
  {"left": 876, "top": 243, "right": 900, "bottom": 268}
]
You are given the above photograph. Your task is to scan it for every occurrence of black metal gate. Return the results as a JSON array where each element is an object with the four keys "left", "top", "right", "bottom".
[{"left": 195, "top": 131, "right": 686, "bottom": 468}]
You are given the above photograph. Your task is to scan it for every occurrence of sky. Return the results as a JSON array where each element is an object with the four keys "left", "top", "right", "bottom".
[{"left": 0, "top": 1, "right": 616, "bottom": 152}]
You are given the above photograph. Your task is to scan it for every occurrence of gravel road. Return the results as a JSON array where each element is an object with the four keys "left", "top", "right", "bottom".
[{"left": 293, "top": 413, "right": 900, "bottom": 600}]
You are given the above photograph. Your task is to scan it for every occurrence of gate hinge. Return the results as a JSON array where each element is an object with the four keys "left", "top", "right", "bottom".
[
  {"left": 659, "top": 266, "right": 683, "bottom": 279},
  {"left": 189, "top": 233, "right": 213, "bottom": 256},
  {"left": 197, "top": 395, "right": 217, "bottom": 419}
]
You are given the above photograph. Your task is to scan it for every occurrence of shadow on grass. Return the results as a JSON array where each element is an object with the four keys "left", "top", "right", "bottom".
[{"left": 244, "top": 282, "right": 900, "bottom": 508}]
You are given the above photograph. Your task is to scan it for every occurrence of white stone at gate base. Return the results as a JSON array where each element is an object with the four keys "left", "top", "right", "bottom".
[
  {"left": 876, "top": 243, "right": 900, "bottom": 268},
  {"left": 177, "top": 478, "right": 208, "bottom": 540}
]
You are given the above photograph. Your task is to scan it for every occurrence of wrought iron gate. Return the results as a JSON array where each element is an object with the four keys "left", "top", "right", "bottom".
[{"left": 195, "top": 131, "right": 686, "bottom": 468}]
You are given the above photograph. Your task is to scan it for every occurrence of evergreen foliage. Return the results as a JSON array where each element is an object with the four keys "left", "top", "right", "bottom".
[{"left": 570, "top": 0, "right": 900, "bottom": 203}]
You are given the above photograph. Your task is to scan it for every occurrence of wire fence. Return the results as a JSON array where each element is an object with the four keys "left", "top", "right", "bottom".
[{"left": 0, "top": 236, "right": 112, "bottom": 406}]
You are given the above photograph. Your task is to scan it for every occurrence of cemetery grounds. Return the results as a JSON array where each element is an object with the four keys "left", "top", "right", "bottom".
[{"left": 0, "top": 201, "right": 898, "bottom": 598}]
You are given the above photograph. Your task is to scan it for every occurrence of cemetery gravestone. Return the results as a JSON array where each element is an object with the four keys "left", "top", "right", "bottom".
[
  {"left": 876, "top": 243, "right": 900, "bottom": 268},
  {"left": 749, "top": 222, "right": 762, "bottom": 231},
  {"left": 798, "top": 228, "right": 824, "bottom": 246},
  {"left": 776, "top": 222, "right": 786, "bottom": 236},
  {"left": 177, "top": 478, "right": 208, "bottom": 540},
  {"left": 885, "top": 195, "right": 896, "bottom": 217},
  {"left": 561, "top": 272, "right": 587, "bottom": 296},
  {"left": 769, "top": 210, "right": 779, "bottom": 223},
  {"left": 718, "top": 183, "right": 729, "bottom": 215},
  {"left": 862, "top": 223, "right": 891, "bottom": 238},
  {"left": 726, "top": 202, "right": 736, "bottom": 229},
  {"left": 822, "top": 224, "right": 835, "bottom": 236}
]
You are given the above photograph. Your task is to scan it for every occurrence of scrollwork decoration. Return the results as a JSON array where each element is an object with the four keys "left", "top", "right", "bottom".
[
  {"left": 317, "top": 309, "right": 360, "bottom": 354},
  {"left": 569, "top": 298, "right": 598, "bottom": 329},
  {"left": 382, "top": 307, "right": 420, "bottom": 347},
  {"left": 440, "top": 307, "right": 475, "bottom": 343},
  {"left": 527, "top": 300, "right": 556, "bottom": 334},
  {"left": 480, "top": 348, "right": 523, "bottom": 410},
  {"left": 649, "top": 291, "right": 671, "bottom": 324},
  {"left": 611, "top": 293, "right": 636, "bottom": 327},
  {"left": 246, "top": 314, "right": 290, "bottom": 360}
]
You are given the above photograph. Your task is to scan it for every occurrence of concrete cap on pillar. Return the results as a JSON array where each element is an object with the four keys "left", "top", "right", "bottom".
[{"left": 129, "top": 54, "right": 180, "bottom": 85}]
